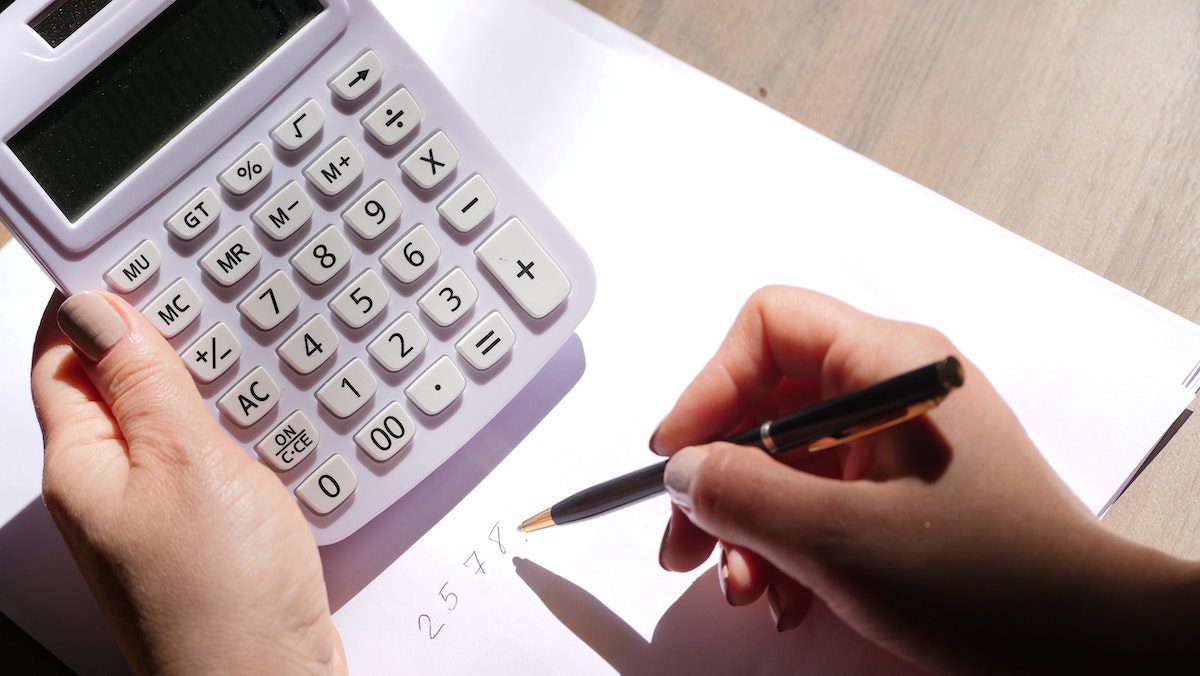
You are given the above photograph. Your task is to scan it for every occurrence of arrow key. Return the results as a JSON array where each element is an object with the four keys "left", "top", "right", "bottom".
[{"left": 330, "top": 50, "right": 383, "bottom": 101}]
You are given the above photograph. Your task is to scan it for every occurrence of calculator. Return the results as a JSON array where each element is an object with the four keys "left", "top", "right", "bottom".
[{"left": 0, "top": 0, "right": 595, "bottom": 544}]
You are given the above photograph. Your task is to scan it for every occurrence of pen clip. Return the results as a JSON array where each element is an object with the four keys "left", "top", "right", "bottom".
[{"left": 799, "top": 396, "right": 945, "bottom": 454}]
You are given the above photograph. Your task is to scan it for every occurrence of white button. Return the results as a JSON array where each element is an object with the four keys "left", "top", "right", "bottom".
[
  {"left": 144, "top": 278, "right": 202, "bottom": 338},
  {"left": 368, "top": 312, "right": 427, "bottom": 372},
  {"left": 218, "top": 366, "right": 280, "bottom": 428},
  {"left": 343, "top": 180, "right": 402, "bottom": 240},
  {"left": 239, "top": 270, "right": 300, "bottom": 331},
  {"left": 200, "top": 226, "right": 262, "bottom": 287},
  {"left": 456, "top": 312, "right": 515, "bottom": 371},
  {"left": 380, "top": 224, "right": 440, "bottom": 284},
  {"left": 219, "top": 143, "right": 273, "bottom": 195},
  {"left": 362, "top": 88, "right": 422, "bottom": 146},
  {"left": 105, "top": 240, "right": 161, "bottom": 293},
  {"left": 476, "top": 218, "right": 572, "bottom": 319},
  {"left": 253, "top": 181, "right": 314, "bottom": 241},
  {"left": 166, "top": 188, "right": 221, "bottom": 240},
  {"left": 271, "top": 99, "right": 325, "bottom": 151},
  {"left": 278, "top": 315, "right": 339, "bottom": 375},
  {"left": 182, "top": 322, "right": 242, "bottom": 383},
  {"left": 405, "top": 356, "right": 466, "bottom": 416},
  {"left": 329, "top": 50, "right": 383, "bottom": 101},
  {"left": 401, "top": 131, "right": 460, "bottom": 190},
  {"left": 330, "top": 269, "right": 390, "bottom": 329},
  {"left": 318, "top": 358, "right": 378, "bottom": 418},
  {"left": 291, "top": 225, "right": 351, "bottom": 285},
  {"left": 304, "top": 137, "right": 365, "bottom": 197},
  {"left": 256, "top": 411, "right": 319, "bottom": 471},
  {"left": 438, "top": 174, "right": 496, "bottom": 234},
  {"left": 296, "top": 454, "right": 357, "bottom": 515},
  {"left": 355, "top": 402, "right": 415, "bottom": 462},
  {"left": 419, "top": 267, "right": 477, "bottom": 327}
]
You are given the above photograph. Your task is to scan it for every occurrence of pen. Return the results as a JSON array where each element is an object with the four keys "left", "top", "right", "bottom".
[{"left": 518, "top": 356, "right": 964, "bottom": 532}]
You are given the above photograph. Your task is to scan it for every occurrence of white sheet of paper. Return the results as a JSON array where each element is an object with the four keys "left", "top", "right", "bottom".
[{"left": 2, "top": 0, "right": 1199, "bottom": 673}]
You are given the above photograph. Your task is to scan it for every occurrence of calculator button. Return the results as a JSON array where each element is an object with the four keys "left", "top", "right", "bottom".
[
  {"left": 271, "top": 99, "right": 325, "bottom": 151},
  {"left": 362, "top": 88, "right": 422, "bottom": 146},
  {"left": 296, "top": 454, "right": 357, "bottom": 515},
  {"left": 218, "top": 366, "right": 280, "bottom": 428},
  {"left": 219, "top": 143, "right": 273, "bottom": 196},
  {"left": 317, "top": 358, "right": 378, "bottom": 418},
  {"left": 183, "top": 323, "right": 242, "bottom": 384},
  {"left": 438, "top": 174, "right": 496, "bottom": 234},
  {"left": 368, "top": 313, "right": 428, "bottom": 372},
  {"left": 406, "top": 356, "right": 466, "bottom": 416},
  {"left": 104, "top": 240, "right": 161, "bottom": 293},
  {"left": 291, "top": 225, "right": 351, "bottom": 285},
  {"left": 278, "top": 315, "right": 340, "bottom": 375},
  {"left": 144, "top": 278, "right": 202, "bottom": 338},
  {"left": 401, "top": 131, "right": 460, "bottom": 190},
  {"left": 330, "top": 269, "right": 390, "bottom": 329},
  {"left": 200, "top": 226, "right": 262, "bottom": 287},
  {"left": 239, "top": 270, "right": 301, "bottom": 331},
  {"left": 304, "top": 137, "right": 365, "bottom": 197},
  {"left": 343, "top": 180, "right": 403, "bottom": 240},
  {"left": 456, "top": 312, "right": 516, "bottom": 371},
  {"left": 166, "top": 188, "right": 221, "bottom": 240},
  {"left": 380, "top": 224, "right": 440, "bottom": 284},
  {"left": 476, "top": 218, "right": 572, "bottom": 319},
  {"left": 253, "top": 181, "right": 314, "bottom": 241},
  {"left": 329, "top": 50, "right": 383, "bottom": 101},
  {"left": 419, "top": 268, "right": 478, "bottom": 327},
  {"left": 256, "top": 410, "right": 319, "bottom": 471},
  {"left": 355, "top": 402, "right": 415, "bottom": 462}
]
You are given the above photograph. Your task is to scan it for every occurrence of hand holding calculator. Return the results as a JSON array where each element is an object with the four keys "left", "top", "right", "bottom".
[{"left": 0, "top": 0, "right": 595, "bottom": 544}]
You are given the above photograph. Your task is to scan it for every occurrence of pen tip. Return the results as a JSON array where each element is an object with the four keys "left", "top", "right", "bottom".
[{"left": 518, "top": 508, "right": 556, "bottom": 533}]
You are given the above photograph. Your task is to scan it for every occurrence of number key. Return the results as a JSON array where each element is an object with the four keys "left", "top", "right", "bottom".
[
  {"left": 368, "top": 312, "right": 428, "bottom": 372},
  {"left": 418, "top": 268, "right": 478, "bottom": 327},
  {"left": 343, "top": 180, "right": 403, "bottom": 240},
  {"left": 318, "top": 358, "right": 378, "bottom": 418},
  {"left": 278, "top": 315, "right": 340, "bottom": 374},
  {"left": 240, "top": 271, "right": 301, "bottom": 331},
  {"left": 296, "top": 454, "right": 358, "bottom": 515},
  {"left": 292, "top": 225, "right": 351, "bottom": 285},
  {"left": 381, "top": 224, "right": 440, "bottom": 284},
  {"left": 355, "top": 402, "right": 415, "bottom": 462},
  {"left": 330, "top": 269, "right": 390, "bottom": 329}
]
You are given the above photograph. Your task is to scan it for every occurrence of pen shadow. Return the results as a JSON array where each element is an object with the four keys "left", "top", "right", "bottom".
[
  {"left": 320, "top": 334, "right": 587, "bottom": 612},
  {"left": 512, "top": 557, "right": 927, "bottom": 676}
]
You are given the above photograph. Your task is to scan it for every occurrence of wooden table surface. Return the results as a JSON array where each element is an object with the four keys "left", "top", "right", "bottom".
[{"left": 3, "top": 0, "right": 1199, "bottom": 667}]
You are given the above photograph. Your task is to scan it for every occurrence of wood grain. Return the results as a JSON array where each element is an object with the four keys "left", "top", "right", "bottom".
[{"left": 577, "top": 0, "right": 1200, "bottom": 557}]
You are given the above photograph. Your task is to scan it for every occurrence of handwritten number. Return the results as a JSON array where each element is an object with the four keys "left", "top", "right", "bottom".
[
  {"left": 417, "top": 614, "right": 444, "bottom": 640},
  {"left": 463, "top": 551, "right": 486, "bottom": 575},
  {"left": 489, "top": 521, "right": 506, "bottom": 555},
  {"left": 439, "top": 582, "right": 459, "bottom": 610}
]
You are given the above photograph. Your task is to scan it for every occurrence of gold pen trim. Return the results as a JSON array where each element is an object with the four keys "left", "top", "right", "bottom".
[
  {"left": 518, "top": 508, "right": 556, "bottom": 533},
  {"left": 806, "top": 396, "right": 945, "bottom": 453}
]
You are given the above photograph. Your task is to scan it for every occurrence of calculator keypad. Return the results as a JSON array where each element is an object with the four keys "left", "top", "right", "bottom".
[
  {"left": 220, "top": 143, "right": 273, "bottom": 195},
  {"left": 253, "top": 182, "right": 315, "bottom": 241},
  {"left": 125, "top": 46, "right": 586, "bottom": 527},
  {"left": 401, "top": 131, "right": 460, "bottom": 190},
  {"left": 271, "top": 99, "right": 325, "bottom": 152},
  {"left": 305, "top": 137, "right": 365, "bottom": 197}
]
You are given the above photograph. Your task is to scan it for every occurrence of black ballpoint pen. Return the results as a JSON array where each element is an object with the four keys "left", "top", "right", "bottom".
[{"left": 518, "top": 356, "right": 964, "bottom": 532}]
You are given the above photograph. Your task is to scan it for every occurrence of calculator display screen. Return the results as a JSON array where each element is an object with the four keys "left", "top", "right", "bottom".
[{"left": 9, "top": 0, "right": 324, "bottom": 222}]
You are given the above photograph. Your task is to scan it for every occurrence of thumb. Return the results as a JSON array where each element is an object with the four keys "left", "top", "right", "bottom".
[
  {"left": 664, "top": 442, "right": 877, "bottom": 576},
  {"left": 56, "top": 291, "right": 221, "bottom": 453}
]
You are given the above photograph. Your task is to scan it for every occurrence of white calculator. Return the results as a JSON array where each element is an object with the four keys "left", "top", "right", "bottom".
[{"left": 0, "top": 0, "right": 595, "bottom": 544}]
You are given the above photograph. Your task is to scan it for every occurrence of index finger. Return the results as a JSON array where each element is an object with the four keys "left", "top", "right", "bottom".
[{"left": 650, "top": 286, "right": 870, "bottom": 455}]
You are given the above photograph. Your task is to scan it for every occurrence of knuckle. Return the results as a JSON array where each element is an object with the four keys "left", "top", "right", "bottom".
[{"left": 689, "top": 443, "right": 743, "bottom": 523}]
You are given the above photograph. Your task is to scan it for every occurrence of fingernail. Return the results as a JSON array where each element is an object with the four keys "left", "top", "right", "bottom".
[
  {"left": 664, "top": 445, "right": 708, "bottom": 510},
  {"left": 658, "top": 521, "right": 671, "bottom": 570},
  {"left": 57, "top": 292, "right": 127, "bottom": 363},
  {"left": 767, "top": 586, "right": 782, "bottom": 630},
  {"left": 648, "top": 423, "right": 663, "bottom": 454},
  {"left": 718, "top": 546, "right": 731, "bottom": 603}
]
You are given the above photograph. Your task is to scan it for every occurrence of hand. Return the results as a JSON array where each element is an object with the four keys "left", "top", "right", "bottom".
[
  {"left": 31, "top": 291, "right": 345, "bottom": 675},
  {"left": 653, "top": 286, "right": 1199, "bottom": 673}
]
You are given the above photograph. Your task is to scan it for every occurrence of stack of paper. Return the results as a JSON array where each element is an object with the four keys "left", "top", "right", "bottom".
[{"left": 2, "top": 0, "right": 1197, "bottom": 672}]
